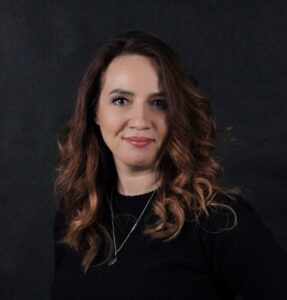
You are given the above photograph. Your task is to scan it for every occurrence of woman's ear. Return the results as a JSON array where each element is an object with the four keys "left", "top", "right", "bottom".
[
  {"left": 94, "top": 115, "right": 99, "bottom": 125},
  {"left": 94, "top": 104, "right": 100, "bottom": 125}
]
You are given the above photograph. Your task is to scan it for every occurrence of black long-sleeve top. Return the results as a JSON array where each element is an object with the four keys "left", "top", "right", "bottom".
[{"left": 50, "top": 190, "right": 287, "bottom": 299}]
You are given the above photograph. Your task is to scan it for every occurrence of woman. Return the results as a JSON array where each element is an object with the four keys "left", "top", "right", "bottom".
[{"left": 51, "top": 31, "right": 287, "bottom": 299}]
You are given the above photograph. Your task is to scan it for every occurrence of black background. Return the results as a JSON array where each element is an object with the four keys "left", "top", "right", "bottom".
[{"left": 0, "top": 1, "right": 286, "bottom": 299}]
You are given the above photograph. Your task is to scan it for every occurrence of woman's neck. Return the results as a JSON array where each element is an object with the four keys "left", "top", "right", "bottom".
[{"left": 116, "top": 169, "right": 159, "bottom": 196}]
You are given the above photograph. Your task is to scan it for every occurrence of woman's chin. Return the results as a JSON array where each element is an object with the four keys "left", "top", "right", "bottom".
[{"left": 125, "top": 159, "right": 156, "bottom": 170}]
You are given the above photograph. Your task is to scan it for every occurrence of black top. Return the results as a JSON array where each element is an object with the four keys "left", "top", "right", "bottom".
[{"left": 50, "top": 190, "right": 287, "bottom": 300}]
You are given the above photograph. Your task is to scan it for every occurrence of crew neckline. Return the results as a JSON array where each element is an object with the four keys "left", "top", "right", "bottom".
[{"left": 115, "top": 189, "right": 157, "bottom": 200}]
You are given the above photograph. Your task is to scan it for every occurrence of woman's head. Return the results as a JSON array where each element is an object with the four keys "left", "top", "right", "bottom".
[
  {"left": 54, "top": 30, "right": 240, "bottom": 273},
  {"left": 70, "top": 30, "right": 214, "bottom": 183}
]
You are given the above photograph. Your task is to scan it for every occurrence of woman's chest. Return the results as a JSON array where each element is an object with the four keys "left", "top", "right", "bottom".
[{"left": 52, "top": 223, "right": 232, "bottom": 300}]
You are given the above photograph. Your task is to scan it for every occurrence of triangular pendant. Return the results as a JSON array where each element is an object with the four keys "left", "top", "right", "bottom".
[{"left": 107, "top": 257, "right": 117, "bottom": 266}]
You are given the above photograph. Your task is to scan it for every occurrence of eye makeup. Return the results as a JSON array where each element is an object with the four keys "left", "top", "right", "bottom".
[{"left": 111, "top": 97, "right": 168, "bottom": 110}]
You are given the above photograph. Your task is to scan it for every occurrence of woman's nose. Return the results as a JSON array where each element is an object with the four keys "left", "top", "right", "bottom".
[{"left": 128, "top": 104, "right": 151, "bottom": 129}]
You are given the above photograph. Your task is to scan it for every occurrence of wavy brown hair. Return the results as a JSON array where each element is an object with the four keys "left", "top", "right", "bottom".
[{"left": 54, "top": 30, "right": 242, "bottom": 273}]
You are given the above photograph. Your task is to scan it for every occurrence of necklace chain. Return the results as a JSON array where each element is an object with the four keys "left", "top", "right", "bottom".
[{"left": 107, "top": 186, "right": 157, "bottom": 266}]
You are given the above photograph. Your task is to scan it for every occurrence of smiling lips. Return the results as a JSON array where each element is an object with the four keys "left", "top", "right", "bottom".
[{"left": 123, "top": 136, "right": 155, "bottom": 148}]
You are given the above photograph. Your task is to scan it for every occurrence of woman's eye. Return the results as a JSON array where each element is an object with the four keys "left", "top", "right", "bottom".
[
  {"left": 111, "top": 97, "right": 167, "bottom": 109},
  {"left": 112, "top": 97, "right": 128, "bottom": 105},
  {"left": 152, "top": 99, "right": 168, "bottom": 109}
]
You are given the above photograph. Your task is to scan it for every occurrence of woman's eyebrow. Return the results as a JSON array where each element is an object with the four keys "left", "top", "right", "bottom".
[{"left": 108, "top": 88, "right": 165, "bottom": 97}]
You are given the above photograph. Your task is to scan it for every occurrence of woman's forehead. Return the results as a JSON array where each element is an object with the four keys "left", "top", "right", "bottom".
[{"left": 100, "top": 55, "right": 161, "bottom": 95}]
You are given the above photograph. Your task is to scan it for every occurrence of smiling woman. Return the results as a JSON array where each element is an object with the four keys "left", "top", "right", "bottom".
[
  {"left": 95, "top": 54, "right": 169, "bottom": 182},
  {"left": 51, "top": 31, "right": 287, "bottom": 299}
]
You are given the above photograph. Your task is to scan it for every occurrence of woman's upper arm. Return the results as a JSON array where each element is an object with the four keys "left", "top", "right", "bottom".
[{"left": 198, "top": 195, "right": 287, "bottom": 299}]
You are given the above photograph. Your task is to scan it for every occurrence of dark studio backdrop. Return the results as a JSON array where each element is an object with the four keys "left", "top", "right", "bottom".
[{"left": 0, "top": 0, "right": 286, "bottom": 299}]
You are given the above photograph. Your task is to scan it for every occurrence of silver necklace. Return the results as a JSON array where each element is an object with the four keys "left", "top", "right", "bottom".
[{"left": 107, "top": 186, "right": 157, "bottom": 266}]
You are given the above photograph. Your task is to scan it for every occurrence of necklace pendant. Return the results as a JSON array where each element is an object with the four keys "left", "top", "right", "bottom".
[{"left": 107, "top": 256, "right": 117, "bottom": 266}]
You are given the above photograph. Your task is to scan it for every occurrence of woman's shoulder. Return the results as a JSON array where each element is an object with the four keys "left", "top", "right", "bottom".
[
  {"left": 195, "top": 192, "right": 287, "bottom": 298},
  {"left": 195, "top": 191, "right": 287, "bottom": 262},
  {"left": 212, "top": 191, "right": 255, "bottom": 214},
  {"left": 196, "top": 191, "right": 261, "bottom": 234}
]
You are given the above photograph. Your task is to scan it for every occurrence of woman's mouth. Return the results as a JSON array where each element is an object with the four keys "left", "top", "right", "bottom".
[{"left": 123, "top": 137, "right": 154, "bottom": 148}]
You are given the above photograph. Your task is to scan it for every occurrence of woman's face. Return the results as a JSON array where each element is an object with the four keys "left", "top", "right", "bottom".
[{"left": 95, "top": 54, "right": 169, "bottom": 172}]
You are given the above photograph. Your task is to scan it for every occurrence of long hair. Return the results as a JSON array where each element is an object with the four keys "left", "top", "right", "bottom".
[{"left": 54, "top": 30, "right": 242, "bottom": 273}]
